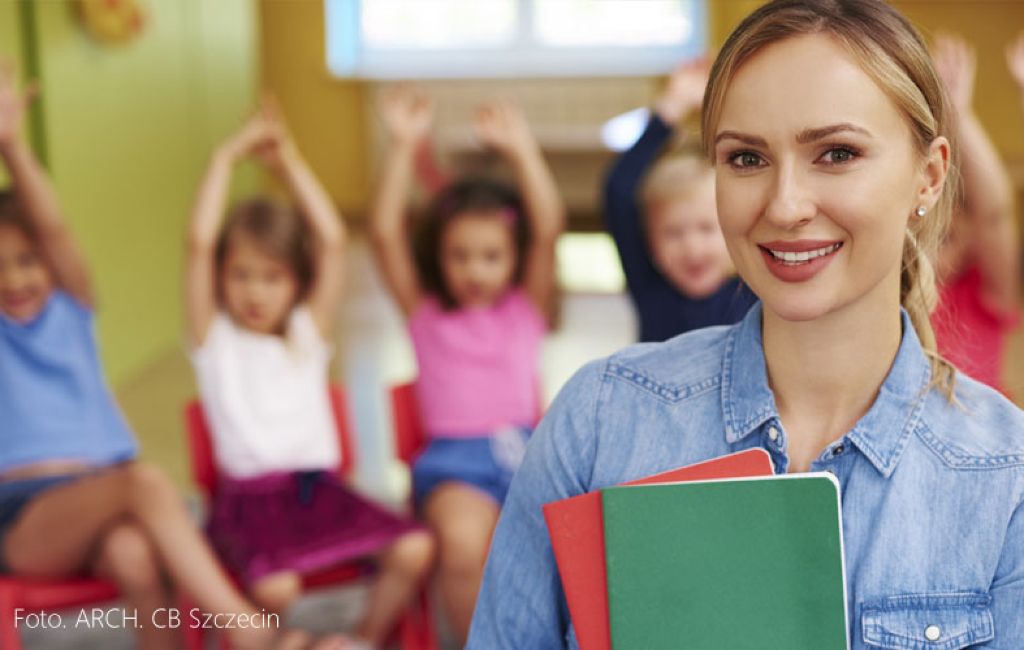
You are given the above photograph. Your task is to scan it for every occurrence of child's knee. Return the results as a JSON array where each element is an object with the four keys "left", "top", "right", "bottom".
[
  {"left": 250, "top": 572, "right": 301, "bottom": 613},
  {"left": 385, "top": 530, "right": 436, "bottom": 578},
  {"left": 98, "top": 524, "right": 162, "bottom": 593},
  {"left": 437, "top": 519, "right": 491, "bottom": 571},
  {"left": 126, "top": 462, "right": 177, "bottom": 499}
]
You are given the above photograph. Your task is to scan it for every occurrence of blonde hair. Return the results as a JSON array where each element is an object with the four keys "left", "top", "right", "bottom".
[
  {"left": 701, "top": 0, "right": 960, "bottom": 398},
  {"left": 640, "top": 152, "right": 715, "bottom": 214}
]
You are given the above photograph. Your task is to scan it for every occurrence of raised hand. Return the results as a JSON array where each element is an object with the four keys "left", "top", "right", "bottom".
[
  {"left": 932, "top": 33, "right": 976, "bottom": 114},
  {"left": 654, "top": 57, "right": 710, "bottom": 124},
  {"left": 1007, "top": 32, "right": 1024, "bottom": 91},
  {"left": 0, "top": 61, "right": 35, "bottom": 150},
  {"left": 473, "top": 101, "right": 537, "bottom": 159},
  {"left": 379, "top": 84, "right": 434, "bottom": 146},
  {"left": 218, "top": 106, "right": 278, "bottom": 163}
]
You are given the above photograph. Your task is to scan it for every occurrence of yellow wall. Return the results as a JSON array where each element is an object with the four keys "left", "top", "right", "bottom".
[
  {"left": 262, "top": 0, "right": 1024, "bottom": 221},
  {"left": 260, "top": 0, "right": 370, "bottom": 215},
  {"left": 27, "top": 0, "right": 259, "bottom": 385}
]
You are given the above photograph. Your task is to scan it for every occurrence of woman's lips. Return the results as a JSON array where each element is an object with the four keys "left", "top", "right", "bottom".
[{"left": 758, "top": 241, "right": 843, "bottom": 282}]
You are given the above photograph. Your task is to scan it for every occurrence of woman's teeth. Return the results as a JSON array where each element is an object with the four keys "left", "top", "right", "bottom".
[{"left": 767, "top": 243, "right": 841, "bottom": 265}]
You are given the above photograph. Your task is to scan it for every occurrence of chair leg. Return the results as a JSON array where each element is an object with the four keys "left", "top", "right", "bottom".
[
  {"left": 0, "top": 584, "right": 24, "bottom": 650},
  {"left": 397, "top": 588, "right": 437, "bottom": 650}
]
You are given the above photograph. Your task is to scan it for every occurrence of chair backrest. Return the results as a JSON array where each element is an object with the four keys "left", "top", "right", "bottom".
[
  {"left": 389, "top": 382, "right": 427, "bottom": 465},
  {"left": 184, "top": 385, "right": 357, "bottom": 500}
]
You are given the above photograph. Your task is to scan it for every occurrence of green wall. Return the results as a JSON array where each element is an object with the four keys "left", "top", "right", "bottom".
[{"left": 21, "top": 0, "right": 258, "bottom": 385}]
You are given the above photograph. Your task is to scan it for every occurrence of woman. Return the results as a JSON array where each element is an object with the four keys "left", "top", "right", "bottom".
[{"left": 467, "top": 0, "right": 1023, "bottom": 647}]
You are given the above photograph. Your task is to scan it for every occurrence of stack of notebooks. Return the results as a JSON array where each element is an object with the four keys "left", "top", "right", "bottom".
[{"left": 543, "top": 449, "right": 850, "bottom": 649}]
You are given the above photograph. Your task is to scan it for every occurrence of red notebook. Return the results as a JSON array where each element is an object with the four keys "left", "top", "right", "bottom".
[{"left": 542, "top": 449, "right": 774, "bottom": 650}]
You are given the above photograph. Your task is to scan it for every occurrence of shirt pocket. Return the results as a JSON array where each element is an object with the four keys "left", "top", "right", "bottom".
[{"left": 861, "top": 592, "right": 994, "bottom": 649}]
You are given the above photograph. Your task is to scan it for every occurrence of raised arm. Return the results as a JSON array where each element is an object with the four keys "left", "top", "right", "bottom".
[
  {"left": 259, "top": 102, "right": 346, "bottom": 337},
  {"left": 474, "top": 102, "right": 565, "bottom": 316},
  {"left": 185, "top": 111, "right": 275, "bottom": 345},
  {"left": 369, "top": 85, "right": 433, "bottom": 318},
  {"left": 934, "top": 34, "right": 1019, "bottom": 312},
  {"left": 603, "top": 58, "right": 708, "bottom": 295},
  {"left": 0, "top": 63, "right": 93, "bottom": 307}
]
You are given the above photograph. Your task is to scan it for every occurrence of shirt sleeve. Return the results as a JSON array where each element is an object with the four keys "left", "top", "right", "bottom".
[
  {"left": 602, "top": 113, "right": 674, "bottom": 299},
  {"left": 979, "top": 498, "right": 1024, "bottom": 647},
  {"left": 467, "top": 359, "right": 606, "bottom": 649},
  {"left": 288, "top": 304, "right": 331, "bottom": 357}
]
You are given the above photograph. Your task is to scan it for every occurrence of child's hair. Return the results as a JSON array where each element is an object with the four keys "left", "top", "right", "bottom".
[
  {"left": 701, "top": 0, "right": 960, "bottom": 399},
  {"left": 0, "top": 190, "right": 33, "bottom": 239},
  {"left": 214, "top": 197, "right": 314, "bottom": 302},
  {"left": 640, "top": 152, "right": 715, "bottom": 215},
  {"left": 413, "top": 177, "right": 528, "bottom": 309}
]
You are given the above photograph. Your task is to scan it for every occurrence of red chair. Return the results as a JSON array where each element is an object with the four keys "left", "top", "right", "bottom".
[
  {"left": 184, "top": 385, "right": 437, "bottom": 650},
  {"left": 389, "top": 383, "right": 429, "bottom": 469}
]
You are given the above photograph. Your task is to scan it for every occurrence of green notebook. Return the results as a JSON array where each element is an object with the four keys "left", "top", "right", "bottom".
[{"left": 602, "top": 473, "right": 848, "bottom": 649}]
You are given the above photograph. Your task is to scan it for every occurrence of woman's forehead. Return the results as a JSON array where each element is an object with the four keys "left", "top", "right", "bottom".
[{"left": 716, "top": 33, "right": 908, "bottom": 145}]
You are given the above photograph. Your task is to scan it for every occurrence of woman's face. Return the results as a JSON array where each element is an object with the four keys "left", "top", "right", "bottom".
[{"left": 713, "top": 33, "right": 947, "bottom": 324}]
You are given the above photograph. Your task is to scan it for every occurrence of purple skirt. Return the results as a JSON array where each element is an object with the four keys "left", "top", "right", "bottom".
[{"left": 207, "top": 471, "right": 419, "bottom": 585}]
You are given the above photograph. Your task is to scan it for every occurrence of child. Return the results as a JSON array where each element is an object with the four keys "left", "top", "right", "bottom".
[
  {"left": 604, "top": 58, "right": 757, "bottom": 342},
  {"left": 370, "top": 86, "right": 564, "bottom": 643},
  {"left": 185, "top": 104, "right": 434, "bottom": 649},
  {"left": 0, "top": 64, "right": 307, "bottom": 650},
  {"left": 931, "top": 33, "right": 1020, "bottom": 394}
]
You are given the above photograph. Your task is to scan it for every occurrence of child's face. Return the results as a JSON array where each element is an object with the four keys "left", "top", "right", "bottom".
[
  {"left": 0, "top": 223, "right": 55, "bottom": 322},
  {"left": 440, "top": 211, "right": 517, "bottom": 308},
  {"left": 221, "top": 235, "right": 299, "bottom": 335},
  {"left": 647, "top": 175, "right": 733, "bottom": 299}
]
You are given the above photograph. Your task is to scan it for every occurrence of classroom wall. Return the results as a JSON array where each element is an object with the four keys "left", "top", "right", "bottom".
[
  {"left": 26, "top": 0, "right": 259, "bottom": 385},
  {"left": 261, "top": 0, "right": 1024, "bottom": 220}
]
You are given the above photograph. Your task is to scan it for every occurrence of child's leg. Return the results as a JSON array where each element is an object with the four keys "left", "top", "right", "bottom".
[
  {"left": 354, "top": 529, "right": 435, "bottom": 645},
  {"left": 3, "top": 463, "right": 285, "bottom": 649},
  {"left": 422, "top": 483, "right": 499, "bottom": 644},
  {"left": 251, "top": 571, "right": 302, "bottom": 613},
  {"left": 92, "top": 521, "right": 177, "bottom": 650}
]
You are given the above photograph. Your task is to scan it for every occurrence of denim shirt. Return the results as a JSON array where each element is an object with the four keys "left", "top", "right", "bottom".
[{"left": 468, "top": 303, "right": 1024, "bottom": 649}]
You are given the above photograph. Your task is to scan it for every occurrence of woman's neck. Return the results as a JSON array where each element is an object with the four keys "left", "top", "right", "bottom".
[{"left": 763, "top": 291, "right": 903, "bottom": 472}]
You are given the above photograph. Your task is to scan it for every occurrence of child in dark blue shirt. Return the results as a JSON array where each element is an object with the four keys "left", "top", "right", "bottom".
[{"left": 604, "top": 58, "right": 756, "bottom": 342}]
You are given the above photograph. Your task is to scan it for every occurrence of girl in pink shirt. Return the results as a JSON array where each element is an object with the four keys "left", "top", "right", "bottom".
[
  {"left": 370, "top": 86, "right": 565, "bottom": 644},
  {"left": 931, "top": 34, "right": 1020, "bottom": 395}
]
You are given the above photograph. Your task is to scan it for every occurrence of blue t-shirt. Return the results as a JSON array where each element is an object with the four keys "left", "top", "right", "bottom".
[
  {"left": 603, "top": 114, "right": 757, "bottom": 342},
  {"left": 0, "top": 290, "right": 137, "bottom": 473}
]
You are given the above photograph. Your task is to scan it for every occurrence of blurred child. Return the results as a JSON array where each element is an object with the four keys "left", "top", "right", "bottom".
[
  {"left": 931, "top": 34, "right": 1020, "bottom": 394},
  {"left": 604, "top": 58, "right": 756, "bottom": 342},
  {"left": 185, "top": 104, "right": 434, "bottom": 649},
  {"left": 0, "top": 65, "right": 309, "bottom": 650},
  {"left": 370, "top": 86, "right": 564, "bottom": 643}
]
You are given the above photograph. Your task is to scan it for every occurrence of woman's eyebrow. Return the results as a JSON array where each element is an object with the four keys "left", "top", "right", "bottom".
[
  {"left": 796, "top": 123, "right": 871, "bottom": 143},
  {"left": 714, "top": 131, "right": 767, "bottom": 147}
]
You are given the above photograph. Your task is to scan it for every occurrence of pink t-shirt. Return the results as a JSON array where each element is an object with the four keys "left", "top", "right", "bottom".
[
  {"left": 408, "top": 289, "right": 546, "bottom": 438},
  {"left": 932, "top": 267, "right": 1020, "bottom": 394}
]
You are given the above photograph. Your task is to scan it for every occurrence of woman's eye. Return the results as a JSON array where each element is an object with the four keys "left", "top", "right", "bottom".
[
  {"left": 819, "top": 147, "right": 858, "bottom": 164},
  {"left": 728, "top": 151, "right": 764, "bottom": 168}
]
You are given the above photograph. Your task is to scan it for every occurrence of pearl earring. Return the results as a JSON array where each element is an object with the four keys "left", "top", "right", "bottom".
[{"left": 916, "top": 206, "right": 927, "bottom": 218}]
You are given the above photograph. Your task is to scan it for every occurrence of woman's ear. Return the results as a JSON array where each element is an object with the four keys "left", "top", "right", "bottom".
[{"left": 916, "top": 135, "right": 951, "bottom": 210}]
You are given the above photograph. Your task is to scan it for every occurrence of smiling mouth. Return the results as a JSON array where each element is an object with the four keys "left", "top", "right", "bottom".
[{"left": 760, "top": 243, "right": 843, "bottom": 266}]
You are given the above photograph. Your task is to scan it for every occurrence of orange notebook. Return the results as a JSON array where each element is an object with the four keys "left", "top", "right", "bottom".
[{"left": 542, "top": 449, "right": 774, "bottom": 650}]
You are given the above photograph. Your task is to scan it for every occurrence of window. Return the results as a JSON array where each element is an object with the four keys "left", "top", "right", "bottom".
[{"left": 327, "top": 0, "right": 706, "bottom": 78}]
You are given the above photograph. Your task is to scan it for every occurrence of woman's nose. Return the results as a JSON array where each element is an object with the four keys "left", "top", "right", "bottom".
[{"left": 763, "top": 163, "right": 816, "bottom": 229}]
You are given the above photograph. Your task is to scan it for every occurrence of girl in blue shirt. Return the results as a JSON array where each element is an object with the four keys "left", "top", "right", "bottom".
[
  {"left": 469, "top": 1, "right": 1024, "bottom": 647},
  {"left": 0, "top": 66, "right": 329, "bottom": 650}
]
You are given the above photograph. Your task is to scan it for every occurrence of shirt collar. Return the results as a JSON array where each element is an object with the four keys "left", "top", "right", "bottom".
[{"left": 721, "top": 302, "right": 932, "bottom": 478}]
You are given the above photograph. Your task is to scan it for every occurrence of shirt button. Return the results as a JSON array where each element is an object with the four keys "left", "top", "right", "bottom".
[
  {"left": 924, "top": 625, "right": 941, "bottom": 641},
  {"left": 832, "top": 444, "right": 844, "bottom": 456},
  {"left": 768, "top": 427, "right": 779, "bottom": 442}
]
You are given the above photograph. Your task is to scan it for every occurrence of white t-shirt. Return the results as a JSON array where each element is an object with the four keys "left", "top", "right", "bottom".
[{"left": 191, "top": 307, "right": 340, "bottom": 478}]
